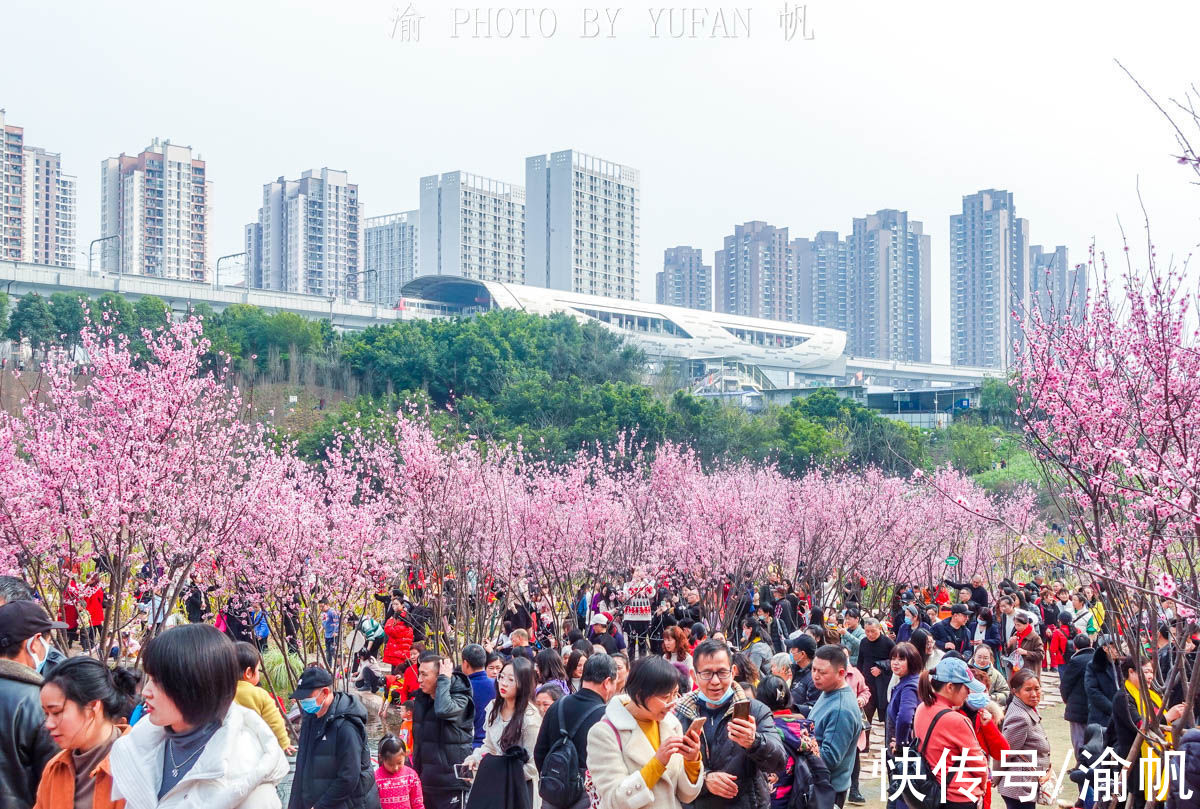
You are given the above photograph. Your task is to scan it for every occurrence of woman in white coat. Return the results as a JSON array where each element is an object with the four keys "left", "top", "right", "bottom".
[
  {"left": 110, "top": 625, "right": 289, "bottom": 809},
  {"left": 586, "top": 657, "right": 703, "bottom": 809}
]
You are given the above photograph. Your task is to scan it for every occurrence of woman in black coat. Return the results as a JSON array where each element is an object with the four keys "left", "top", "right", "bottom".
[
  {"left": 1058, "top": 637, "right": 1093, "bottom": 756},
  {"left": 1084, "top": 642, "right": 1118, "bottom": 727}
]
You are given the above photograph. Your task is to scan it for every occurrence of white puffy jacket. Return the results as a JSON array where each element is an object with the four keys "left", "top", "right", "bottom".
[{"left": 110, "top": 702, "right": 290, "bottom": 809}]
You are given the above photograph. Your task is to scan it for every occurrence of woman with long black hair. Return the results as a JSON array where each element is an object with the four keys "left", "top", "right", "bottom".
[
  {"left": 533, "top": 648, "right": 570, "bottom": 694},
  {"left": 465, "top": 656, "right": 543, "bottom": 809}
]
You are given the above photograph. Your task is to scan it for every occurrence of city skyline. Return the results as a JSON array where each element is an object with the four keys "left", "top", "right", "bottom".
[{"left": 3, "top": 0, "right": 1198, "bottom": 363}]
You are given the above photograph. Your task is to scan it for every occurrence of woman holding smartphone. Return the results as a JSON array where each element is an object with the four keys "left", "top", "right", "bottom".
[{"left": 586, "top": 657, "right": 704, "bottom": 809}]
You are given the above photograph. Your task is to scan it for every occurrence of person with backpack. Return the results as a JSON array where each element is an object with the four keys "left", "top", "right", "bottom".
[
  {"left": 908, "top": 657, "right": 987, "bottom": 809},
  {"left": 754, "top": 675, "right": 835, "bottom": 809},
  {"left": 288, "top": 666, "right": 382, "bottom": 809},
  {"left": 534, "top": 655, "right": 617, "bottom": 809}
]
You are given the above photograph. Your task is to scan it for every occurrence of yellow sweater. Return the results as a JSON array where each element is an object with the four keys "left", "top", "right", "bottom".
[
  {"left": 636, "top": 718, "right": 702, "bottom": 789},
  {"left": 235, "top": 680, "right": 291, "bottom": 750}
]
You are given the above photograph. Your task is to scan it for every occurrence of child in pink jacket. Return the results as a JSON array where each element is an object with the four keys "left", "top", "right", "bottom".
[{"left": 376, "top": 735, "right": 424, "bottom": 809}]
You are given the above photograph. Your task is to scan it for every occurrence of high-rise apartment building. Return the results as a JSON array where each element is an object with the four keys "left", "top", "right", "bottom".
[
  {"left": 714, "top": 221, "right": 797, "bottom": 321},
  {"left": 847, "top": 210, "right": 931, "bottom": 363},
  {"left": 1028, "top": 245, "right": 1084, "bottom": 325},
  {"left": 364, "top": 211, "right": 420, "bottom": 304},
  {"left": 657, "top": 246, "right": 711, "bottom": 310},
  {"left": 1, "top": 111, "right": 24, "bottom": 262},
  {"left": 525, "top": 150, "right": 639, "bottom": 300},
  {"left": 243, "top": 222, "right": 262, "bottom": 287},
  {"left": 950, "top": 189, "right": 1028, "bottom": 368},
  {"left": 0, "top": 111, "right": 76, "bottom": 268},
  {"left": 794, "top": 230, "right": 849, "bottom": 331},
  {"left": 100, "top": 139, "right": 209, "bottom": 280},
  {"left": 418, "top": 171, "right": 524, "bottom": 283},
  {"left": 23, "top": 147, "right": 76, "bottom": 268},
  {"left": 246, "top": 168, "right": 359, "bottom": 298}
]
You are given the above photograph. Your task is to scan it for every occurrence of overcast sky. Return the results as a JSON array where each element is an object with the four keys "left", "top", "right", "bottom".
[{"left": 5, "top": 0, "right": 1199, "bottom": 362}]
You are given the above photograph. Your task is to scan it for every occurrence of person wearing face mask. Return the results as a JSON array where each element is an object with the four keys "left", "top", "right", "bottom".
[
  {"left": 674, "top": 640, "right": 785, "bottom": 809},
  {"left": 911, "top": 657, "right": 988, "bottom": 809},
  {"left": 289, "top": 666, "right": 381, "bottom": 809},
  {"left": 959, "top": 665, "right": 1007, "bottom": 809},
  {"left": 0, "top": 576, "right": 69, "bottom": 671},
  {"left": 0, "top": 600, "right": 67, "bottom": 809},
  {"left": 109, "top": 624, "right": 289, "bottom": 809},
  {"left": 35, "top": 656, "right": 131, "bottom": 809}
]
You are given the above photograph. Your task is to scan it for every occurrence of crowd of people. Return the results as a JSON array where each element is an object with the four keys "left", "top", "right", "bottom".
[{"left": 0, "top": 567, "right": 1198, "bottom": 809}]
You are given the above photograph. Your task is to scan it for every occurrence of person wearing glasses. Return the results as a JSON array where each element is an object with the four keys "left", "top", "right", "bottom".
[
  {"left": 674, "top": 640, "right": 786, "bottom": 809},
  {"left": 586, "top": 657, "right": 703, "bottom": 809}
]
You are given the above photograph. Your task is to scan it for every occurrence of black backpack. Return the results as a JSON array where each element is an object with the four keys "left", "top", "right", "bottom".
[
  {"left": 887, "top": 708, "right": 951, "bottom": 809},
  {"left": 538, "top": 702, "right": 605, "bottom": 808}
]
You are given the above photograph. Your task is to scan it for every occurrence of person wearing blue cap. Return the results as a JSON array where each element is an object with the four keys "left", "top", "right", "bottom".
[{"left": 911, "top": 657, "right": 988, "bottom": 809}]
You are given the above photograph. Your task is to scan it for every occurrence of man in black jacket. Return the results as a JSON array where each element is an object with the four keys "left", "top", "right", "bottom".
[
  {"left": 930, "top": 604, "right": 972, "bottom": 654},
  {"left": 943, "top": 574, "right": 989, "bottom": 609},
  {"left": 1084, "top": 636, "right": 1119, "bottom": 728},
  {"left": 857, "top": 618, "right": 895, "bottom": 726},
  {"left": 673, "top": 587, "right": 704, "bottom": 632},
  {"left": 289, "top": 666, "right": 380, "bottom": 809},
  {"left": 0, "top": 600, "right": 66, "bottom": 809},
  {"left": 788, "top": 634, "right": 820, "bottom": 715},
  {"left": 412, "top": 653, "right": 476, "bottom": 809},
  {"left": 533, "top": 654, "right": 616, "bottom": 809},
  {"left": 1058, "top": 634, "right": 1092, "bottom": 768},
  {"left": 675, "top": 640, "right": 787, "bottom": 809}
]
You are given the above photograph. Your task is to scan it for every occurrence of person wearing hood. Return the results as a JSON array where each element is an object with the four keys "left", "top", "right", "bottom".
[
  {"left": 1083, "top": 636, "right": 1118, "bottom": 728},
  {"left": 411, "top": 653, "right": 476, "bottom": 809},
  {"left": 288, "top": 666, "right": 381, "bottom": 809},
  {"left": 0, "top": 599, "right": 66, "bottom": 809},
  {"left": 109, "top": 625, "right": 290, "bottom": 809}
]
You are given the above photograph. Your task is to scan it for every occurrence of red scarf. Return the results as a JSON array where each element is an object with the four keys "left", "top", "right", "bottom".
[{"left": 1015, "top": 623, "right": 1032, "bottom": 642}]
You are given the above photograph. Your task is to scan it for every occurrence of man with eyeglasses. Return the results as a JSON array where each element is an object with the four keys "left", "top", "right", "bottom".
[{"left": 674, "top": 639, "right": 786, "bottom": 809}]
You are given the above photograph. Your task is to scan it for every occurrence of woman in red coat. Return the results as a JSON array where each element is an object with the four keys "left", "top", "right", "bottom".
[{"left": 382, "top": 599, "right": 415, "bottom": 673}]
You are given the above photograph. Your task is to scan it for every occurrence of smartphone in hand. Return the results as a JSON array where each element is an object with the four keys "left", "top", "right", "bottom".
[
  {"left": 732, "top": 701, "right": 750, "bottom": 720},
  {"left": 688, "top": 717, "right": 705, "bottom": 739}
]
